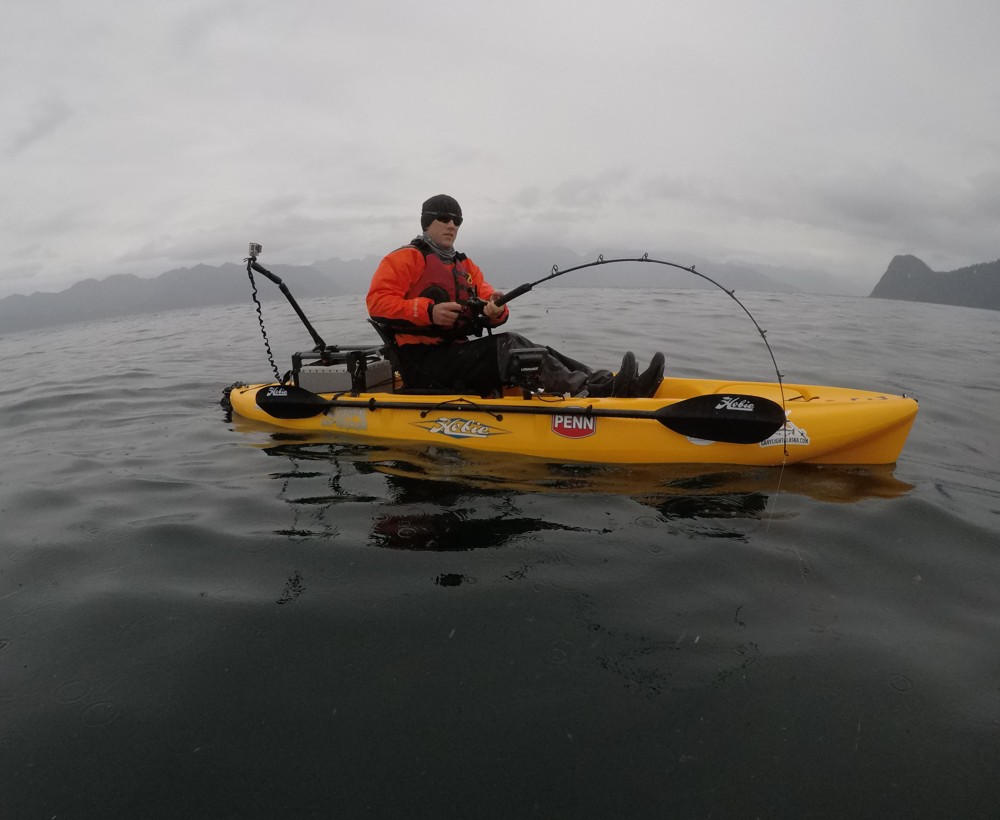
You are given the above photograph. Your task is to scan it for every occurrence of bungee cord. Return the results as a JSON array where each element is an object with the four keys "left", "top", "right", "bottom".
[{"left": 245, "top": 258, "right": 282, "bottom": 383}]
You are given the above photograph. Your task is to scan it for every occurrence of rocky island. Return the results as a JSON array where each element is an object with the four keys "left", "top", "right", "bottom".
[{"left": 870, "top": 255, "right": 1000, "bottom": 311}]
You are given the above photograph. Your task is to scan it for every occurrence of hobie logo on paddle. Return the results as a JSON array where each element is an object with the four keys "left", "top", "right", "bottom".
[
  {"left": 415, "top": 417, "right": 508, "bottom": 439},
  {"left": 265, "top": 386, "right": 289, "bottom": 397},
  {"left": 715, "top": 396, "right": 755, "bottom": 412},
  {"left": 552, "top": 414, "right": 597, "bottom": 438}
]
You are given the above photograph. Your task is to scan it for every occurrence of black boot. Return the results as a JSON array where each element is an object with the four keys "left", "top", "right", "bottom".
[
  {"left": 633, "top": 352, "right": 665, "bottom": 397},
  {"left": 611, "top": 352, "right": 637, "bottom": 398}
]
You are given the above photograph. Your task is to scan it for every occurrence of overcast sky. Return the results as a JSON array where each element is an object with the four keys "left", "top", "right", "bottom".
[{"left": 3, "top": 0, "right": 998, "bottom": 299}]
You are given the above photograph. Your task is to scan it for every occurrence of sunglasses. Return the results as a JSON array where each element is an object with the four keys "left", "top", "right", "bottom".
[{"left": 426, "top": 212, "right": 463, "bottom": 226}]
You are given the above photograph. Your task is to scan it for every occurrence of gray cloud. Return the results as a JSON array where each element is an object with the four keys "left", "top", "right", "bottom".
[{"left": 5, "top": 97, "right": 72, "bottom": 157}]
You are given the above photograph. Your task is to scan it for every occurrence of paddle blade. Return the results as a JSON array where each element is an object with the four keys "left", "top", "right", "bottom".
[
  {"left": 655, "top": 394, "right": 785, "bottom": 444},
  {"left": 254, "top": 384, "right": 330, "bottom": 419}
]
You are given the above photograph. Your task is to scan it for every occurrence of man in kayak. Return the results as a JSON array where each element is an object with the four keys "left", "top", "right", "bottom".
[{"left": 367, "top": 194, "right": 664, "bottom": 397}]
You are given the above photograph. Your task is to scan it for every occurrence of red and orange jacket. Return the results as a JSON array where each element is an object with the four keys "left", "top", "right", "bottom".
[{"left": 367, "top": 238, "right": 509, "bottom": 346}]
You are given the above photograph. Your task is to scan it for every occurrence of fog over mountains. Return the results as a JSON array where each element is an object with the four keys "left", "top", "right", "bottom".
[{"left": 2, "top": 248, "right": 995, "bottom": 334}]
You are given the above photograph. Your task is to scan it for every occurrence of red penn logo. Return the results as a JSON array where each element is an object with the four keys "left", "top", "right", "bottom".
[{"left": 552, "top": 414, "right": 597, "bottom": 439}]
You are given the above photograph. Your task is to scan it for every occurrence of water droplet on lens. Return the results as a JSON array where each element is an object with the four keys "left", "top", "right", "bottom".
[
  {"left": 55, "top": 679, "right": 92, "bottom": 704},
  {"left": 547, "top": 640, "right": 574, "bottom": 664},
  {"left": 888, "top": 673, "right": 913, "bottom": 692},
  {"left": 82, "top": 701, "right": 118, "bottom": 727}
]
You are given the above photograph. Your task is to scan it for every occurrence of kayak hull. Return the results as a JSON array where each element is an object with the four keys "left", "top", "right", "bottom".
[{"left": 226, "top": 376, "right": 918, "bottom": 467}]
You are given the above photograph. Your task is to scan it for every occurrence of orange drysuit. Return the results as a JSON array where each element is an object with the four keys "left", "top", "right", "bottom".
[{"left": 367, "top": 240, "right": 509, "bottom": 346}]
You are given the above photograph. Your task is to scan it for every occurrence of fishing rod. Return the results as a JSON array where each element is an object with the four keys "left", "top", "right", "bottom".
[{"left": 493, "top": 253, "right": 787, "bottom": 410}]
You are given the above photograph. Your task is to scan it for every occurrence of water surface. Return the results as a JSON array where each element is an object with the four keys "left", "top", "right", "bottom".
[{"left": 2, "top": 287, "right": 998, "bottom": 818}]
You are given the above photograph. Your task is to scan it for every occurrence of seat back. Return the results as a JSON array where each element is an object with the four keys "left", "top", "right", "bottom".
[{"left": 368, "top": 318, "right": 403, "bottom": 387}]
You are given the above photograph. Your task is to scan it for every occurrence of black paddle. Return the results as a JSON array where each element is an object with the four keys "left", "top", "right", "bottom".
[{"left": 252, "top": 385, "right": 785, "bottom": 445}]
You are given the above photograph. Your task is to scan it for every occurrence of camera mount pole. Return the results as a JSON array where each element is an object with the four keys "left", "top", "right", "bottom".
[{"left": 245, "top": 244, "right": 328, "bottom": 352}]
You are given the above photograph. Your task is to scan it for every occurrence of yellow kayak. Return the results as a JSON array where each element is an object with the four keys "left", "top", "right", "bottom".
[
  {"left": 225, "top": 373, "right": 917, "bottom": 467},
  {"left": 227, "top": 254, "right": 917, "bottom": 468}
]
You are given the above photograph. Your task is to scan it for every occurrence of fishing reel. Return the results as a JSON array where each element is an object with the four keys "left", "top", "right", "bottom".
[
  {"left": 463, "top": 295, "right": 493, "bottom": 336},
  {"left": 465, "top": 294, "right": 509, "bottom": 336}
]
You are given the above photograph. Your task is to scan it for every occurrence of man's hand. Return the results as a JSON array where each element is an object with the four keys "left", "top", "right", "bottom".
[
  {"left": 432, "top": 301, "right": 464, "bottom": 327},
  {"left": 483, "top": 292, "right": 505, "bottom": 320}
]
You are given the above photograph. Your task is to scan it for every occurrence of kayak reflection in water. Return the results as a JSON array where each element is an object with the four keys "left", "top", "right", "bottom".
[{"left": 366, "top": 193, "right": 665, "bottom": 398}]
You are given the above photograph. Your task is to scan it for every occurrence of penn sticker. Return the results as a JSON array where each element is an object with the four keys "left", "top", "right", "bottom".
[{"left": 552, "top": 414, "right": 597, "bottom": 438}]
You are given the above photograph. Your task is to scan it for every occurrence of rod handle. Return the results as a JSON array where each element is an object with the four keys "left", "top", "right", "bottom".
[{"left": 493, "top": 282, "right": 532, "bottom": 306}]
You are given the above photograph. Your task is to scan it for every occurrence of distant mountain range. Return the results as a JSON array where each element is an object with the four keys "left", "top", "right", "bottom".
[
  {"left": 870, "top": 255, "right": 1000, "bottom": 311},
  {"left": 0, "top": 262, "right": 357, "bottom": 335},
  {"left": 7, "top": 246, "right": 986, "bottom": 334}
]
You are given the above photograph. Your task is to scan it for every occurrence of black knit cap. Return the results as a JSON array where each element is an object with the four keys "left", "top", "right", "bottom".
[{"left": 421, "top": 194, "right": 462, "bottom": 230}]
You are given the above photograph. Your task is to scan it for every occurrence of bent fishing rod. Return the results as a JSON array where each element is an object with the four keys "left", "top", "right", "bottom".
[{"left": 491, "top": 253, "right": 787, "bottom": 405}]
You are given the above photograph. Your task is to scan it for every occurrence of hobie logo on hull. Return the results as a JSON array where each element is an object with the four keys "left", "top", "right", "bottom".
[
  {"left": 414, "top": 417, "right": 508, "bottom": 439},
  {"left": 716, "top": 396, "right": 755, "bottom": 412},
  {"left": 552, "top": 414, "right": 597, "bottom": 438}
]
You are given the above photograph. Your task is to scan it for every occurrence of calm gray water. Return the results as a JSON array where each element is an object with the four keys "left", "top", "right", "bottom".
[{"left": 2, "top": 285, "right": 999, "bottom": 818}]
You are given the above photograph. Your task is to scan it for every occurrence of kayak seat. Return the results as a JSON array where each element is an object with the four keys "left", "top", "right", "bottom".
[
  {"left": 367, "top": 318, "right": 405, "bottom": 392},
  {"left": 368, "top": 318, "right": 400, "bottom": 364},
  {"left": 367, "top": 318, "right": 457, "bottom": 395}
]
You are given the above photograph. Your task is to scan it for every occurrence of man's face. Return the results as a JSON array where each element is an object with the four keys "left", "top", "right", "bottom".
[{"left": 425, "top": 214, "right": 461, "bottom": 249}]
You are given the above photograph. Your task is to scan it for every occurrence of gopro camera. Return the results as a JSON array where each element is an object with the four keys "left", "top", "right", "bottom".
[{"left": 248, "top": 242, "right": 263, "bottom": 257}]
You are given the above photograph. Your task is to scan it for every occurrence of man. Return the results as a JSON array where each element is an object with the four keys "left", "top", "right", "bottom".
[{"left": 367, "top": 194, "right": 664, "bottom": 397}]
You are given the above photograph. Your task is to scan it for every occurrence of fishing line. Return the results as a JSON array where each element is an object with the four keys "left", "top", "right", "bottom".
[{"left": 763, "top": 455, "right": 788, "bottom": 533}]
